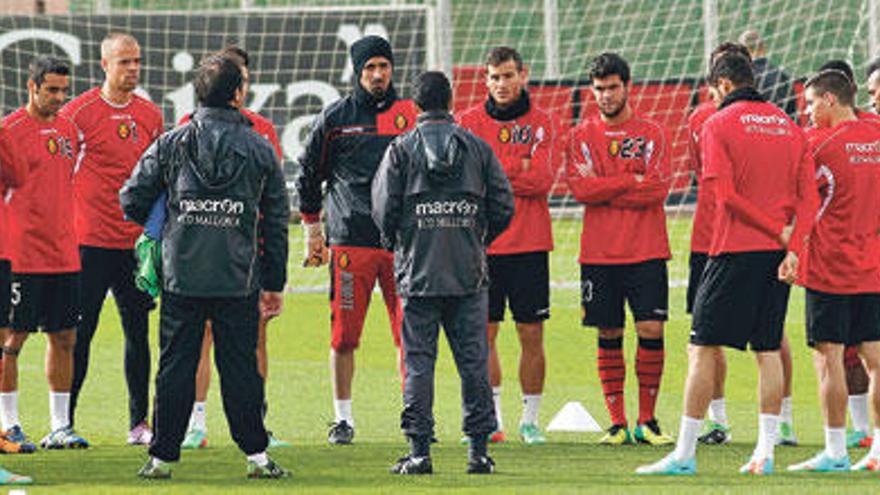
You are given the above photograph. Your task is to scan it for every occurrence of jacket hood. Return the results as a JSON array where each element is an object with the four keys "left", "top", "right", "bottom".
[
  {"left": 718, "top": 86, "right": 766, "bottom": 110},
  {"left": 187, "top": 107, "right": 253, "bottom": 189},
  {"left": 416, "top": 111, "right": 460, "bottom": 181}
]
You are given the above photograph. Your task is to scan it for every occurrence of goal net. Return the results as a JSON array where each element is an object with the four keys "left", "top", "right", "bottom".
[{"left": 0, "top": 0, "right": 874, "bottom": 293}]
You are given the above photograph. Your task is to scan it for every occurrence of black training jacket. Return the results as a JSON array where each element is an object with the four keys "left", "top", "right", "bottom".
[
  {"left": 296, "top": 83, "right": 416, "bottom": 247},
  {"left": 120, "top": 107, "right": 289, "bottom": 297},
  {"left": 371, "top": 111, "right": 514, "bottom": 297}
]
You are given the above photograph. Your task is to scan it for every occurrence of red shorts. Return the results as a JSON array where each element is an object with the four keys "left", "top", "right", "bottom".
[{"left": 329, "top": 246, "right": 402, "bottom": 352}]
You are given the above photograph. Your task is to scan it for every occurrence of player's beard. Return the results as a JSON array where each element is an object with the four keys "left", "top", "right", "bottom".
[
  {"left": 599, "top": 96, "right": 627, "bottom": 119},
  {"left": 36, "top": 99, "right": 61, "bottom": 119},
  {"left": 368, "top": 82, "right": 388, "bottom": 100}
]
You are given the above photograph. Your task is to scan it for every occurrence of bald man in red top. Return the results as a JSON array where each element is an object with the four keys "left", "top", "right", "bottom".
[
  {"left": 565, "top": 53, "right": 673, "bottom": 447},
  {"left": 61, "top": 33, "right": 164, "bottom": 445}
]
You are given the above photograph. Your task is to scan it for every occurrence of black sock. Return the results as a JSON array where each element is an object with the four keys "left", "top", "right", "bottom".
[
  {"left": 468, "top": 433, "right": 488, "bottom": 459},
  {"left": 409, "top": 434, "right": 431, "bottom": 458}
]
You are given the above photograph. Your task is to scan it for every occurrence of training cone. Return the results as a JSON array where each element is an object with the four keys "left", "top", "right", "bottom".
[{"left": 546, "top": 401, "right": 603, "bottom": 432}]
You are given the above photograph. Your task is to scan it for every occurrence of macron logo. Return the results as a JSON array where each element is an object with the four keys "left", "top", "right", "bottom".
[
  {"left": 739, "top": 114, "right": 789, "bottom": 126},
  {"left": 845, "top": 140, "right": 880, "bottom": 154},
  {"left": 179, "top": 198, "right": 245, "bottom": 215},
  {"left": 415, "top": 200, "right": 479, "bottom": 216}
]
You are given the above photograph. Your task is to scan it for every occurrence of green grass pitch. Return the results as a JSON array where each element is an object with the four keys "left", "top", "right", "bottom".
[{"left": 2, "top": 217, "right": 877, "bottom": 493}]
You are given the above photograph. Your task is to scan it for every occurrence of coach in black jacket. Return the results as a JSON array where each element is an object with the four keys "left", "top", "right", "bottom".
[
  {"left": 372, "top": 71, "right": 514, "bottom": 475},
  {"left": 120, "top": 54, "right": 289, "bottom": 479}
]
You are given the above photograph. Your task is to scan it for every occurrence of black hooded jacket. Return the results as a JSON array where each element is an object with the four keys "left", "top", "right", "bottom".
[
  {"left": 120, "top": 107, "right": 289, "bottom": 297},
  {"left": 296, "top": 82, "right": 416, "bottom": 247},
  {"left": 371, "top": 111, "right": 514, "bottom": 297}
]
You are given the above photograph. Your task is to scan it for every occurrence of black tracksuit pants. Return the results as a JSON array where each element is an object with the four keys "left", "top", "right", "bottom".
[
  {"left": 71, "top": 246, "right": 154, "bottom": 429},
  {"left": 400, "top": 291, "right": 497, "bottom": 438},
  {"left": 149, "top": 291, "right": 268, "bottom": 462}
]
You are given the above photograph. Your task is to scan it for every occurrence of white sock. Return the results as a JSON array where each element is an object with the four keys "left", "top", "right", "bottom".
[
  {"left": 189, "top": 401, "right": 207, "bottom": 431},
  {"left": 849, "top": 394, "right": 871, "bottom": 434},
  {"left": 150, "top": 456, "right": 168, "bottom": 468},
  {"left": 520, "top": 394, "right": 542, "bottom": 426},
  {"left": 708, "top": 398, "right": 728, "bottom": 425},
  {"left": 871, "top": 428, "right": 880, "bottom": 458},
  {"left": 780, "top": 396, "right": 793, "bottom": 424},
  {"left": 755, "top": 413, "right": 778, "bottom": 459},
  {"left": 0, "top": 392, "right": 20, "bottom": 431},
  {"left": 247, "top": 451, "right": 269, "bottom": 467},
  {"left": 492, "top": 387, "right": 503, "bottom": 431},
  {"left": 825, "top": 426, "right": 847, "bottom": 459},
  {"left": 49, "top": 391, "right": 70, "bottom": 431},
  {"left": 672, "top": 416, "right": 702, "bottom": 461},
  {"left": 334, "top": 399, "right": 353, "bottom": 426}
]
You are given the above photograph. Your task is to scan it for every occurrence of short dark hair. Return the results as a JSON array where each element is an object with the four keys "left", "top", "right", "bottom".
[
  {"left": 709, "top": 53, "right": 754, "bottom": 88},
  {"left": 220, "top": 45, "right": 249, "bottom": 68},
  {"left": 412, "top": 71, "right": 451, "bottom": 112},
  {"left": 805, "top": 69, "right": 856, "bottom": 107},
  {"left": 819, "top": 60, "right": 854, "bottom": 83},
  {"left": 29, "top": 56, "right": 70, "bottom": 87},
  {"left": 194, "top": 55, "right": 243, "bottom": 107},
  {"left": 485, "top": 46, "right": 523, "bottom": 71},
  {"left": 589, "top": 52, "right": 630, "bottom": 84},
  {"left": 866, "top": 57, "right": 880, "bottom": 80},
  {"left": 710, "top": 42, "right": 751, "bottom": 66}
]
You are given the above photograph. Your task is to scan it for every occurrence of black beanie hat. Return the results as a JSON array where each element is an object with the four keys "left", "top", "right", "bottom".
[{"left": 350, "top": 35, "right": 394, "bottom": 77}]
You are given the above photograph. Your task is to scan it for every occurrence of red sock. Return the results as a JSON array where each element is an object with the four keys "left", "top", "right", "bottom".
[
  {"left": 844, "top": 345, "right": 862, "bottom": 370},
  {"left": 598, "top": 338, "right": 626, "bottom": 426},
  {"left": 636, "top": 337, "right": 664, "bottom": 425}
]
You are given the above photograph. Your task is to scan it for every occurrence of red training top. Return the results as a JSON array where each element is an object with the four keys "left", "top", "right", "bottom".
[
  {"left": 61, "top": 87, "right": 163, "bottom": 249},
  {"left": 801, "top": 119, "right": 880, "bottom": 294},
  {"left": 688, "top": 101, "right": 716, "bottom": 254},
  {"left": 0, "top": 128, "right": 25, "bottom": 261},
  {"left": 856, "top": 109, "right": 880, "bottom": 123},
  {"left": 701, "top": 99, "right": 818, "bottom": 256},
  {"left": 3, "top": 108, "right": 80, "bottom": 273},
  {"left": 564, "top": 110, "right": 671, "bottom": 264},
  {"left": 457, "top": 103, "right": 558, "bottom": 254}
]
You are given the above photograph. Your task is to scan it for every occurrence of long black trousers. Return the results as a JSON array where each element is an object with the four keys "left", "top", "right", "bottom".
[
  {"left": 148, "top": 291, "right": 268, "bottom": 462},
  {"left": 71, "top": 246, "right": 153, "bottom": 429},
  {"left": 400, "top": 291, "right": 497, "bottom": 438}
]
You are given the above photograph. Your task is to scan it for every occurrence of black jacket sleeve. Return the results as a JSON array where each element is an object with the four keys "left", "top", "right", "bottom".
[
  {"left": 295, "top": 110, "right": 329, "bottom": 219},
  {"left": 371, "top": 140, "right": 405, "bottom": 250},
  {"left": 120, "top": 138, "right": 165, "bottom": 226},
  {"left": 778, "top": 71, "right": 798, "bottom": 122},
  {"left": 259, "top": 147, "right": 291, "bottom": 292},
  {"left": 481, "top": 140, "right": 514, "bottom": 246}
]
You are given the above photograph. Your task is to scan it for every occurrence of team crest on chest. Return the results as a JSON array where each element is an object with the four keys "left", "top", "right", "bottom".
[
  {"left": 117, "top": 121, "right": 131, "bottom": 140},
  {"left": 47, "top": 135, "right": 59, "bottom": 155},
  {"left": 394, "top": 113, "right": 408, "bottom": 131},
  {"left": 608, "top": 139, "right": 620, "bottom": 157},
  {"left": 498, "top": 126, "right": 512, "bottom": 143}
]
